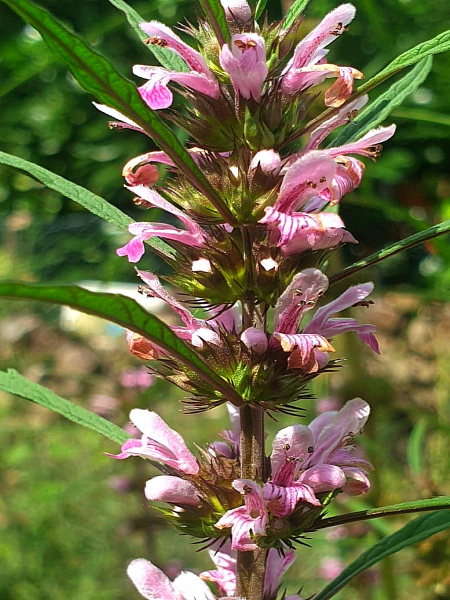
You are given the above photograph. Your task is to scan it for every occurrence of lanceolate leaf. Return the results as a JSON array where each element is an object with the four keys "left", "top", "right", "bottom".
[
  {"left": 0, "top": 151, "right": 175, "bottom": 259},
  {"left": 331, "top": 56, "right": 433, "bottom": 146},
  {"left": 283, "top": 0, "right": 311, "bottom": 29},
  {"left": 314, "top": 510, "right": 450, "bottom": 600},
  {"left": 311, "top": 497, "right": 450, "bottom": 531},
  {"left": 330, "top": 219, "right": 450, "bottom": 285},
  {"left": 107, "top": 0, "right": 188, "bottom": 71},
  {"left": 358, "top": 28, "right": 450, "bottom": 94},
  {"left": 0, "top": 282, "right": 243, "bottom": 405},
  {"left": 255, "top": 0, "right": 270, "bottom": 20},
  {"left": 0, "top": 369, "right": 130, "bottom": 445},
  {"left": 198, "top": 0, "right": 230, "bottom": 47},
  {"left": 0, "top": 0, "right": 234, "bottom": 223}
]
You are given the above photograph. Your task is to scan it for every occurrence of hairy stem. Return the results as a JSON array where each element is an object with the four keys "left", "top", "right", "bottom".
[{"left": 236, "top": 226, "right": 268, "bottom": 600}]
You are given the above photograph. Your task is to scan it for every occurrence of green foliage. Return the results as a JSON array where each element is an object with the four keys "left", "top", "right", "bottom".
[
  {"left": 0, "top": 369, "right": 130, "bottom": 445},
  {"left": 314, "top": 510, "right": 450, "bottom": 599},
  {"left": 0, "top": 281, "right": 241, "bottom": 403},
  {"left": 283, "top": 0, "right": 311, "bottom": 29},
  {"left": 198, "top": 0, "right": 230, "bottom": 46},
  {"left": 330, "top": 218, "right": 450, "bottom": 285},
  {"left": 332, "top": 57, "right": 433, "bottom": 146},
  {"left": 0, "top": 0, "right": 233, "bottom": 222},
  {"left": 359, "top": 28, "right": 450, "bottom": 94},
  {"left": 0, "top": 150, "right": 175, "bottom": 259},
  {"left": 313, "top": 497, "right": 450, "bottom": 530}
]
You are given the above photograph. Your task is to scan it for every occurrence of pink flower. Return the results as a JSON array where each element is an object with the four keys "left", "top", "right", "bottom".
[
  {"left": 240, "top": 327, "right": 268, "bottom": 354},
  {"left": 145, "top": 475, "right": 200, "bottom": 506},
  {"left": 108, "top": 409, "right": 199, "bottom": 475},
  {"left": 128, "top": 558, "right": 216, "bottom": 600},
  {"left": 136, "top": 21, "right": 219, "bottom": 110},
  {"left": 220, "top": 34, "right": 268, "bottom": 101},
  {"left": 215, "top": 479, "right": 268, "bottom": 550},
  {"left": 250, "top": 150, "right": 282, "bottom": 175},
  {"left": 281, "top": 4, "right": 361, "bottom": 106},
  {"left": 271, "top": 269, "right": 379, "bottom": 372},
  {"left": 121, "top": 367, "right": 154, "bottom": 388},
  {"left": 116, "top": 187, "right": 207, "bottom": 263}
]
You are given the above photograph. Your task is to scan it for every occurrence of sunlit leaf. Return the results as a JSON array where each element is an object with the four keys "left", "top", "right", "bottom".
[
  {"left": 283, "top": 0, "right": 310, "bottom": 29},
  {"left": 0, "top": 151, "right": 175, "bottom": 259},
  {"left": 255, "top": 0, "right": 270, "bottom": 20},
  {"left": 0, "top": 281, "right": 242, "bottom": 405},
  {"left": 198, "top": 0, "right": 230, "bottom": 46},
  {"left": 312, "top": 497, "right": 450, "bottom": 530},
  {"left": 0, "top": 369, "right": 130, "bottom": 445},
  {"left": 314, "top": 510, "right": 450, "bottom": 600},
  {"left": 0, "top": 0, "right": 234, "bottom": 222},
  {"left": 331, "top": 56, "right": 433, "bottom": 146},
  {"left": 107, "top": 0, "right": 188, "bottom": 71},
  {"left": 330, "top": 219, "right": 450, "bottom": 284},
  {"left": 358, "top": 28, "right": 450, "bottom": 94}
]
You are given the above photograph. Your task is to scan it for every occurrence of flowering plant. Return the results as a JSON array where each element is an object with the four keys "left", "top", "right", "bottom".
[{"left": 0, "top": 0, "right": 450, "bottom": 599}]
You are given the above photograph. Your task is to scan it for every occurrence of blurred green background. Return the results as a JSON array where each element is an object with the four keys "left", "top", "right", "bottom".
[{"left": 0, "top": 0, "right": 449, "bottom": 599}]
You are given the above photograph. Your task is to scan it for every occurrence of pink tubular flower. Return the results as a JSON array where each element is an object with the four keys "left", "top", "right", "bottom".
[
  {"left": 136, "top": 21, "right": 219, "bottom": 110},
  {"left": 145, "top": 475, "right": 200, "bottom": 506},
  {"left": 128, "top": 558, "right": 216, "bottom": 600},
  {"left": 220, "top": 34, "right": 268, "bottom": 101},
  {"left": 271, "top": 269, "right": 379, "bottom": 372},
  {"left": 108, "top": 409, "right": 199, "bottom": 475},
  {"left": 215, "top": 479, "right": 268, "bottom": 550},
  {"left": 250, "top": 150, "right": 282, "bottom": 175},
  {"left": 281, "top": 4, "right": 361, "bottom": 106},
  {"left": 220, "top": 0, "right": 253, "bottom": 24},
  {"left": 116, "top": 186, "right": 207, "bottom": 263}
]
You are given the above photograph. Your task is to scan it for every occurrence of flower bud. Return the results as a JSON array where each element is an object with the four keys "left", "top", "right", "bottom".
[
  {"left": 126, "top": 331, "right": 159, "bottom": 360},
  {"left": 220, "top": 0, "right": 253, "bottom": 24},
  {"left": 250, "top": 150, "right": 282, "bottom": 176},
  {"left": 145, "top": 475, "right": 201, "bottom": 506},
  {"left": 125, "top": 164, "right": 159, "bottom": 187},
  {"left": 241, "top": 327, "right": 268, "bottom": 355}
]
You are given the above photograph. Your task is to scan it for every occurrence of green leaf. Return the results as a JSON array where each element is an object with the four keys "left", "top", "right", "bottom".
[
  {"left": 331, "top": 56, "right": 433, "bottom": 146},
  {"left": 0, "top": 150, "right": 175, "bottom": 260},
  {"left": 0, "top": 281, "right": 243, "bottom": 405},
  {"left": 407, "top": 419, "right": 428, "bottom": 476},
  {"left": 107, "top": 0, "right": 188, "bottom": 71},
  {"left": 0, "top": 369, "right": 130, "bottom": 445},
  {"left": 312, "top": 497, "right": 450, "bottom": 531},
  {"left": 0, "top": 0, "right": 234, "bottom": 223},
  {"left": 198, "top": 0, "right": 230, "bottom": 46},
  {"left": 314, "top": 510, "right": 450, "bottom": 600},
  {"left": 330, "top": 219, "right": 450, "bottom": 285},
  {"left": 283, "top": 0, "right": 311, "bottom": 29},
  {"left": 358, "top": 29, "right": 450, "bottom": 94},
  {"left": 255, "top": 0, "right": 270, "bottom": 20}
]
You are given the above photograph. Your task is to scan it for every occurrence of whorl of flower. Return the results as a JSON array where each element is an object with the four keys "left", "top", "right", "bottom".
[
  {"left": 108, "top": 409, "right": 199, "bottom": 475},
  {"left": 219, "top": 33, "right": 268, "bottom": 101}
]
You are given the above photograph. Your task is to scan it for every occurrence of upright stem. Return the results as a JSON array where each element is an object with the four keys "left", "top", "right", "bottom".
[{"left": 236, "top": 226, "right": 268, "bottom": 600}]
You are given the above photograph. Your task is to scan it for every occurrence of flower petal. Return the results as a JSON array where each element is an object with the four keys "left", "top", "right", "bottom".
[{"left": 127, "top": 558, "right": 182, "bottom": 600}]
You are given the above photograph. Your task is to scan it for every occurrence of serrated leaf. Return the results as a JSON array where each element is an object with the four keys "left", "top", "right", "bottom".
[
  {"left": 0, "top": 369, "right": 130, "bottom": 445},
  {"left": 314, "top": 510, "right": 450, "bottom": 600},
  {"left": 312, "top": 497, "right": 450, "bottom": 531},
  {"left": 107, "top": 0, "right": 188, "bottom": 71},
  {"left": 331, "top": 56, "right": 432, "bottom": 146},
  {"left": 283, "top": 0, "right": 310, "bottom": 29},
  {"left": 0, "top": 150, "right": 175, "bottom": 259},
  {"left": 330, "top": 219, "right": 450, "bottom": 285},
  {"left": 358, "top": 29, "right": 450, "bottom": 94},
  {"left": 0, "top": 281, "right": 242, "bottom": 405},
  {"left": 198, "top": 0, "right": 230, "bottom": 46},
  {"left": 0, "top": 0, "right": 234, "bottom": 222}
]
